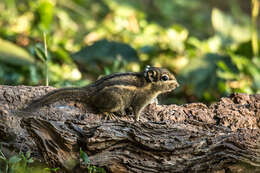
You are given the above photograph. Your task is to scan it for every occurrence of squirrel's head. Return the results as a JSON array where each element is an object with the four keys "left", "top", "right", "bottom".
[{"left": 144, "top": 65, "right": 179, "bottom": 93}]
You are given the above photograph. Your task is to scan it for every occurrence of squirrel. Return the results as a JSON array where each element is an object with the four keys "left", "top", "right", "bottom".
[{"left": 22, "top": 66, "right": 179, "bottom": 121}]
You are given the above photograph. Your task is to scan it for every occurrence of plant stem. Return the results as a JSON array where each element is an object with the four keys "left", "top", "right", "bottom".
[
  {"left": 43, "top": 32, "right": 49, "bottom": 86},
  {"left": 252, "top": 0, "right": 259, "bottom": 57}
]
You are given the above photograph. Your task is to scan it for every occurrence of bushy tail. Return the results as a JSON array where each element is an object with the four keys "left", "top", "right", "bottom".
[{"left": 23, "top": 87, "right": 91, "bottom": 111}]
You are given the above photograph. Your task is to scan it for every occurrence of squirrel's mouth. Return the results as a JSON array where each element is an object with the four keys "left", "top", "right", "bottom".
[
  {"left": 169, "top": 81, "right": 179, "bottom": 90},
  {"left": 163, "top": 86, "right": 178, "bottom": 94}
]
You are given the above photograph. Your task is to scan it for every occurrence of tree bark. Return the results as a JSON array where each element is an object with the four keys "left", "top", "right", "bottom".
[{"left": 0, "top": 85, "right": 260, "bottom": 173}]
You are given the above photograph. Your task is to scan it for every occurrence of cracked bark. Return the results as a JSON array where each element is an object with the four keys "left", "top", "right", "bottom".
[{"left": 0, "top": 85, "right": 260, "bottom": 172}]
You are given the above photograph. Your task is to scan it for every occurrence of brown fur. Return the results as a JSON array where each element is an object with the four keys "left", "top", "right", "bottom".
[{"left": 23, "top": 67, "right": 179, "bottom": 121}]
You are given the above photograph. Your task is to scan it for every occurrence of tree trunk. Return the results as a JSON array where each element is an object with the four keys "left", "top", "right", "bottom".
[{"left": 0, "top": 85, "right": 260, "bottom": 173}]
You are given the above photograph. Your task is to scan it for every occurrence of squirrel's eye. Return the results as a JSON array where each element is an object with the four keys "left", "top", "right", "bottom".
[{"left": 161, "top": 75, "right": 169, "bottom": 81}]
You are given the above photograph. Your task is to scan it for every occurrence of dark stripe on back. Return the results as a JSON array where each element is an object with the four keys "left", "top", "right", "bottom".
[{"left": 90, "top": 72, "right": 142, "bottom": 87}]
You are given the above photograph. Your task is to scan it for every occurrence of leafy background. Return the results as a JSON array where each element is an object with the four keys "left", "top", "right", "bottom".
[{"left": 0, "top": 0, "right": 259, "bottom": 104}]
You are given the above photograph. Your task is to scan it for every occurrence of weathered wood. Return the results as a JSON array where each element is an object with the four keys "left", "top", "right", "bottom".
[{"left": 0, "top": 85, "right": 260, "bottom": 172}]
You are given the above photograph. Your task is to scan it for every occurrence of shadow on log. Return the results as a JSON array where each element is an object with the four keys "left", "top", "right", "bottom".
[{"left": 0, "top": 85, "right": 260, "bottom": 172}]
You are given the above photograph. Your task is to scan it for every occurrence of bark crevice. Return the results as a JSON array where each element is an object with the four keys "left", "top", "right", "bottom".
[{"left": 0, "top": 85, "right": 260, "bottom": 172}]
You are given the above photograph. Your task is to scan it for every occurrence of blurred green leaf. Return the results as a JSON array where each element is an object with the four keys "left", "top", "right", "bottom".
[
  {"left": 72, "top": 39, "right": 139, "bottom": 76},
  {"left": 25, "top": 151, "right": 31, "bottom": 159},
  {"left": 27, "top": 158, "right": 34, "bottom": 164},
  {"left": 217, "top": 61, "right": 237, "bottom": 80},
  {"left": 179, "top": 53, "right": 236, "bottom": 98},
  {"left": 36, "top": 0, "right": 54, "bottom": 31},
  {"left": 35, "top": 45, "right": 46, "bottom": 62},
  {"left": 217, "top": 61, "right": 231, "bottom": 73},
  {"left": 212, "top": 8, "right": 251, "bottom": 44},
  {"left": 8, "top": 155, "right": 21, "bottom": 164},
  {"left": 0, "top": 38, "right": 35, "bottom": 66},
  {"left": 234, "top": 40, "right": 260, "bottom": 58},
  {"left": 80, "top": 148, "right": 90, "bottom": 164},
  {"left": 252, "top": 56, "right": 260, "bottom": 67}
]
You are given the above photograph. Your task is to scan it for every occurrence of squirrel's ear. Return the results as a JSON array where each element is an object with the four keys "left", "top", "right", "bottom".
[{"left": 144, "top": 66, "right": 157, "bottom": 82}]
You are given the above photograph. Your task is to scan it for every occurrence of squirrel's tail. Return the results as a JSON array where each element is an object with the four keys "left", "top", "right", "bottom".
[{"left": 23, "top": 87, "right": 91, "bottom": 111}]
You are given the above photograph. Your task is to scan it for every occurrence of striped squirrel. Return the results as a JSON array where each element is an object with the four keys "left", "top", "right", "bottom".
[{"left": 22, "top": 66, "right": 179, "bottom": 121}]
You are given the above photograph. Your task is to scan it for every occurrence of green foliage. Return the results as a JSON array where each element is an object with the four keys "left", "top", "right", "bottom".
[
  {"left": 0, "top": 38, "right": 35, "bottom": 66},
  {"left": 211, "top": 8, "right": 251, "bottom": 44},
  {"left": 72, "top": 39, "right": 139, "bottom": 77},
  {"left": 33, "top": 33, "right": 50, "bottom": 86},
  {"left": 0, "top": 0, "right": 259, "bottom": 103},
  {"left": 80, "top": 148, "right": 106, "bottom": 173},
  {"left": 179, "top": 53, "right": 236, "bottom": 101},
  {"left": 35, "top": 0, "right": 54, "bottom": 31},
  {"left": 0, "top": 145, "right": 52, "bottom": 173},
  {"left": 217, "top": 52, "right": 260, "bottom": 94},
  {"left": 43, "top": 167, "right": 60, "bottom": 172}
]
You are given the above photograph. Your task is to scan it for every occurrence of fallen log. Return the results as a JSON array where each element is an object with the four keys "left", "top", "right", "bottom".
[{"left": 0, "top": 85, "right": 260, "bottom": 172}]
